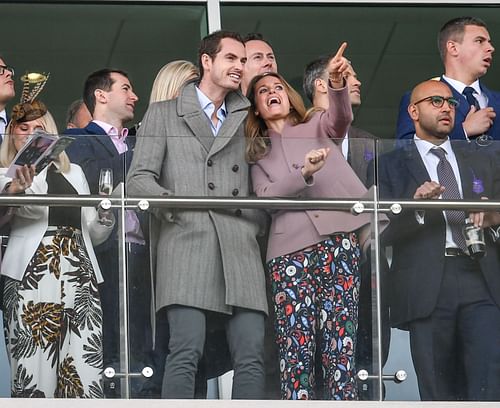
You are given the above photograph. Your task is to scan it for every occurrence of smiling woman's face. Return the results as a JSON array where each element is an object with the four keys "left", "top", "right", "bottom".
[
  {"left": 254, "top": 75, "right": 290, "bottom": 122},
  {"left": 11, "top": 118, "right": 45, "bottom": 152}
]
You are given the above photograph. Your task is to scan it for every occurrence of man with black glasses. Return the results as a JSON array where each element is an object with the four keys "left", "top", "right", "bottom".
[
  {"left": 0, "top": 57, "right": 15, "bottom": 139},
  {"left": 375, "top": 79, "right": 500, "bottom": 400}
]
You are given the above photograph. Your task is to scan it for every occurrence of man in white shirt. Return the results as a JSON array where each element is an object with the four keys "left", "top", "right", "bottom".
[
  {"left": 377, "top": 79, "right": 500, "bottom": 400},
  {"left": 0, "top": 56, "right": 15, "bottom": 139},
  {"left": 397, "top": 16, "right": 499, "bottom": 141}
]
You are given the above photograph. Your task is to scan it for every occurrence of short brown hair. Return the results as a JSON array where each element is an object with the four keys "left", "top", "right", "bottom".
[
  {"left": 438, "top": 17, "right": 487, "bottom": 61},
  {"left": 83, "top": 68, "right": 130, "bottom": 114},
  {"left": 198, "top": 30, "right": 244, "bottom": 78}
]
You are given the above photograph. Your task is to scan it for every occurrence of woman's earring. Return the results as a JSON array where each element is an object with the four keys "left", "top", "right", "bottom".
[{"left": 255, "top": 111, "right": 259, "bottom": 116}]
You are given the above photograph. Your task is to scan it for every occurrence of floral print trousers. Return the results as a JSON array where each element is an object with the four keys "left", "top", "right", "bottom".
[
  {"left": 267, "top": 232, "right": 361, "bottom": 400},
  {"left": 2, "top": 227, "right": 104, "bottom": 398}
]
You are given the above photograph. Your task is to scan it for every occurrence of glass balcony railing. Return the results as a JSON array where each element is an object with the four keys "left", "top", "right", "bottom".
[{"left": 1, "top": 135, "right": 499, "bottom": 403}]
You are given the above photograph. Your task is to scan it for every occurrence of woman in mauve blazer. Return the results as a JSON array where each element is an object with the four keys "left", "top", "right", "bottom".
[{"left": 246, "top": 49, "right": 379, "bottom": 400}]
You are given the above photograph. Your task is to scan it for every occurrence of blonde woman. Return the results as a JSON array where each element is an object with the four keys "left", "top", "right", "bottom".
[
  {"left": 1, "top": 99, "right": 113, "bottom": 398},
  {"left": 149, "top": 60, "right": 199, "bottom": 103}
]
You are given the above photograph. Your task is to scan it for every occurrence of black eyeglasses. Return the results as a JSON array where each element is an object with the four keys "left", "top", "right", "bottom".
[
  {"left": 0, "top": 65, "right": 14, "bottom": 76},
  {"left": 413, "top": 95, "right": 459, "bottom": 109}
]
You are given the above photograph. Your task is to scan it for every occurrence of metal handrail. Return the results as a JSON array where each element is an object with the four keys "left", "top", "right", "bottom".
[
  {"left": 3, "top": 192, "right": 499, "bottom": 399},
  {"left": 1, "top": 194, "right": 500, "bottom": 211}
]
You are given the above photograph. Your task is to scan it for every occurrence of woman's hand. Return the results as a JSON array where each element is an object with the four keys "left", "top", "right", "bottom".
[
  {"left": 6, "top": 165, "right": 35, "bottom": 194},
  {"left": 302, "top": 148, "right": 330, "bottom": 180},
  {"left": 328, "top": 42, "right": 350, "bottom": 89}
]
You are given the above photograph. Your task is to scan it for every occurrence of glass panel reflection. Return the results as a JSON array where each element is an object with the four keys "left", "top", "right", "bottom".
[{"left": 125, "top": 131, "right": 383, "bottom": 401}]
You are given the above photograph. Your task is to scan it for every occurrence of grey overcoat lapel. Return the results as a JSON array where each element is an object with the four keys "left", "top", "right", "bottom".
[
  {"left": 209, "top": 90, "right": 250, "bottom": 156},
  {"left": 177, "top": 83, "right": 215, "bottom": 153}
]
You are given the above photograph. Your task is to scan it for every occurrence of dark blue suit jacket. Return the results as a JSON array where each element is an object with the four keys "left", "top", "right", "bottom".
[
  {"left": 370, "top": 141, "right": 500, "bottom": 329},
  {"left": 64, "top": 122, "right": 139, "bottom": 251},
  {"left": 396, "top": 77, "right": 500, "bottom": 141},
  {"left": 64, "top": 122, "right": 135, "bottom": 194}
]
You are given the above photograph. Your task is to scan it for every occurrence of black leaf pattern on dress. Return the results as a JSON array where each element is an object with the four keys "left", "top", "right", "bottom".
[
  {"left": 21, "top": 263, "right": 47, "bottom": 291},
  {"left": 11, "top": 326, "right": 37, "bottom": 360},
  {"left": 3, "top": 278, "right": 22, "bottom": 326},
  {"left": 74, "top": 284, "right": 102, "bottom": 331},
  {"left": 87, "top": 380, "right": 104, "bottom": 399},
  {"left": 83, "top": 332, "right": 103, "bottom": 369},
  {"left": 11, "top": 364, "right": 46, "bottom": 398}
]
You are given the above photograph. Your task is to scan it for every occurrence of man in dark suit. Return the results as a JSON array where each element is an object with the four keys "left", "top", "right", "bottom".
[
  {"left": 303, "top": 56, "right": 390, "bottom": 399},
  {"left": 376, "top": 79, "right": 500, "bottom": 400},
  {"left": 65, "top": 69, "right": 151, "bottom": 397},
  {"left": 397, "top": 17, "right": 499, "bottom": 141},
  {"left": 0, "top": 56, "right": 15, "bottom": 138}
]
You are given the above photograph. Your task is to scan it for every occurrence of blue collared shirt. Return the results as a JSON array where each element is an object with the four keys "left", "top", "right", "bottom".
[{"left": 195, "top": 86, "right": 227, "bottom": 136}]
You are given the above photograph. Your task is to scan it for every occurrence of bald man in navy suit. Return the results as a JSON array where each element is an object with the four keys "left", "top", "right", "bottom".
[{"left": 376, "top": 80, "right": 500, "bottom": 401}]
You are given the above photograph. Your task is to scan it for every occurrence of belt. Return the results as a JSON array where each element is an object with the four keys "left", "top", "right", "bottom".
[
  {"left": 445, "top": 247, "right": 468, "bottom": 257},
  {"left": 126, "top": 242, "right": 146, "bottom": 254}
]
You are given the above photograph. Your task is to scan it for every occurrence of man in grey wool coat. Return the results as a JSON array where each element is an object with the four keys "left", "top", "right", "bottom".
[{"left": 127, "top": 30, "right": 268, "bottom": 399}]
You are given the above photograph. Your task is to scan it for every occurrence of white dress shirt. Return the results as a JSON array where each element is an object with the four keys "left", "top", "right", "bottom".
[{"left": 414, "top": 135, "right": 464, "bottom": 249}]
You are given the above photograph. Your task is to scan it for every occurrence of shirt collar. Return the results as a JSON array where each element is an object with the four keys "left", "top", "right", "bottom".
[
  {"left": 442, "top": 75, "right": 482, "bottom": 96},
  {"left": 92, "top": 120, "right": 128, "bottom": 139},
  {"left": 414, "top": 134, "right": 452, "bottom": 157},
  {"left": 195, "top": 86, "right": 227, "bottom": 118},
  {"left": 0, "top": 109, "right": 7, "bottom": 124}
]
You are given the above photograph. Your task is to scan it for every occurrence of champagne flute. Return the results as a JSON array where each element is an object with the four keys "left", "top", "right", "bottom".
[
  {"left": 98, "top": 168, "right": 114, "bottom": 226},
  {"left": 99, "top": 168, "right": 113, "bottom": 195}
]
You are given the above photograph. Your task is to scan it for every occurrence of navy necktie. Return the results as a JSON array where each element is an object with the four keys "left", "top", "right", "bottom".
[
  {"left": 429, "top": 147, "right": 467, "bottom": 252},
  {"left": 463, "top": 86, "right": 480, "bottom": 110}
]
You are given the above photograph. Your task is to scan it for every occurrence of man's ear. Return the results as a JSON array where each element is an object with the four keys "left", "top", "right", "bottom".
[
  {"left": 408, "top": 103, "right": 419, "bottom": 121},
  {"left": 446, "top": 40, "right": 459, "bottom": 58},
  {"left": 201, "top": 53, "right": 212, "bottom": 72},
  {"left": 94, "top": 89, "right": 106, "bottom": 104},
  {"left": 314, "top": 78, "right": 328, "bottom": 94}
]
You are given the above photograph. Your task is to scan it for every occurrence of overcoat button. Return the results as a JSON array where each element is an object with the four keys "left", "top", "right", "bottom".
[
  {"left": 208, "top": 182, "right": 215, "bottom": 190},
  {"left": 207, "top": 159, "right": 213, "bottom": 167},
  {"left": 232, "top": 189, "right": 239, "bottom": 196},
  {"left": 235, "top": 209, "right": 242, "bottom": 216},
  {"left": 232, "top": 165, "right": 239, "bottom": 172}
]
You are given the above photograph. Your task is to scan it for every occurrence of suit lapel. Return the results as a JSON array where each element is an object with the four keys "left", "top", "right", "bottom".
[
  {"left": 85, "top": 122, "right": 119, "bottom": 156},
  {"left": 404, "top": 142, "right": 431, "bottom": 187},
  {"left": 480, "top": 82, "right": 499, "bottom": 137},
  {"left": 441, "top": 77, "right": 469, "bottom": 122},
  {"left": 455, "top": 146, "right": 477, "bottom": 200},
  {"left": 209, "top": 90, "right": 249, "bottom": 156},
  {"left": 178, "top": 83, "right": 215, "bottom": 153}
]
